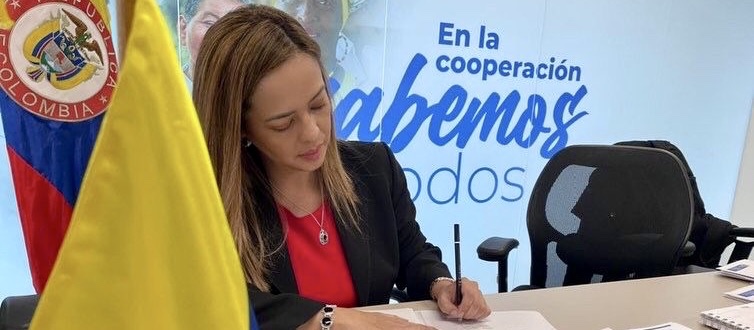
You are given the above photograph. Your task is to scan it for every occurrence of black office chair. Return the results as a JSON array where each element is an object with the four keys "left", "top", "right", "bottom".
[
  {"left": 0, "top": 295, "right": 38, "bottom": 330},
  {"left": 477, "top": 144, "right": 694, "bottom": 292},
  {"left": 390, "top": 286, "right": 409, "bottom": 303},
  {"left": 680, "top": 213, "right": 754, "bottom": 270},
  {"left": 615, "top": 140, "right": 754, "bottom": 270}
]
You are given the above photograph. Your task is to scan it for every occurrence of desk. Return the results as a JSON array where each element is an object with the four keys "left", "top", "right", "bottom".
[{"left": 364, "top": 272, "right": 747, "bottom": 330}]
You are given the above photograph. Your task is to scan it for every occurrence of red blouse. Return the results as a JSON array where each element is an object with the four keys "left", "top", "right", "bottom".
[{"left": 278, "top": 202, "right": 358, "bottom": 307}]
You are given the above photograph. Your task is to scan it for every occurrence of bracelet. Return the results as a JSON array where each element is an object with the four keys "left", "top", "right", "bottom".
[
  {"left": 320, "top": 304, "right": 336, "bottom": 330},
  {"left": 429, "top": 276, "right": 455, "bottom": 301}
]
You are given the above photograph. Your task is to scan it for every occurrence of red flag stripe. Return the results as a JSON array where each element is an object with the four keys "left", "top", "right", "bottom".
[{"left": 7, "top": 146, "right": 73, "bottom": 292}]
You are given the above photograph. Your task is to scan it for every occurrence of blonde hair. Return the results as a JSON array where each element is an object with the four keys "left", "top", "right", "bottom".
[{"left": 193, "top": 4, "right": 360, "bottom": 291}]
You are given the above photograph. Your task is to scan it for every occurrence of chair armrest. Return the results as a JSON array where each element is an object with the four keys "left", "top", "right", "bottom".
[
  {"left": 729, "top": 227, "right": 754, "bottom": 263},
  {"left": 477, "top": 237, "right": 519, "bottom": 262},
  {"left": 477, "top": 237, "right": 519, "bottom": 293},
  {"left": 731, "top": 227, "right": 754, "bottom": 238},
  {"left": 0, "top": 295, "right": 39, "bottom": 330},
  {"left": 682, "top": 241, "right": 696, "bottom": 257}
]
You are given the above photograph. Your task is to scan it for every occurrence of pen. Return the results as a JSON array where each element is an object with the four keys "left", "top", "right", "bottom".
[{"left": 454, "top": 223, "right": 462, "bottom": 306}]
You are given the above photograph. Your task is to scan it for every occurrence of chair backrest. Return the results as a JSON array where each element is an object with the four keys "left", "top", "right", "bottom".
[
  {"left": 615, "top": 140, "right": 753, "bottom": 267},
  {"left": 527, "top": 144, "right": 694, "bottom": 288}
]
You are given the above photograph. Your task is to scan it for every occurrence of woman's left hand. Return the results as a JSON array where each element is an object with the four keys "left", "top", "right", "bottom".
[{"left": 430, "top": 277, "right": 491, "bottom": 320}]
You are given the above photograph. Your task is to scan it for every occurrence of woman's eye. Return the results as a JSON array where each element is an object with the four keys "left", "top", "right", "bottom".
[{"left": 272, "top": 121, "right": 293, "bottom": 132}]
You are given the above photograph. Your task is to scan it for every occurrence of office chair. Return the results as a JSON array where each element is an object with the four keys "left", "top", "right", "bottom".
[
  {"left": 477, "top": 144, "right": 694, "bottom": 292},
  {"left": 390, "top": 286, "right": 409, "bottom": 303},
  {"left": 615, "top": 140, "right": 754, "bottom": 270},
  {"left": 0, "top": 295, "right": 38, "bottom": 330}
]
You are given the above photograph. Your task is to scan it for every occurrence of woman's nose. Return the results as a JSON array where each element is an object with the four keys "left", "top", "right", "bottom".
[{"left": 299, "top": 113, "right": 320, "bottom": 141}]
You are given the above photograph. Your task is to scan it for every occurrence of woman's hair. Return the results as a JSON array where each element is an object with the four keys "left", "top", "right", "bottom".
[{"left": 193, "top": 4, "right": 360, "bottom": 291}]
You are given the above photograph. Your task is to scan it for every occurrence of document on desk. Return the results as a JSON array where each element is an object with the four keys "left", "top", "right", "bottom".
[
  {"left": 699, "top": 303, "right": 754, "bottom": 330},
  {"left": 372, "top": 308, "right": 557, "bottom": 329},
  {"left": 717, "top": 259, "right": 754, "bottom": 282},
  {"left": 600, "top": 322, "right": 692, "bottom": 330},
  {"left": 724, "top": 283, "right": 754, "bottom": 303}
]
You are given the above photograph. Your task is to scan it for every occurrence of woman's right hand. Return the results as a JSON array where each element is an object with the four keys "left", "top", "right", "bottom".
[{"left": 298, "top": 307, "right": 436, "bottom": 330}]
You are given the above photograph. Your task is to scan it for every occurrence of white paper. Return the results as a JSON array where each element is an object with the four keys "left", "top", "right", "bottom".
[
  {"left": 717, "top": 259, "right": 754, "bottom": 282},
  {"left": 724, "top": 283, "right": 754, "bottom": 303},
  {"left": 418, "top": 310, "right": 556, "bottom": 330},
  {"left": 624, "top": 322, "right": 692, "bottom": 330},
  {"left": 700, "top": 303, "right": 754, "bottom": 329},
  {"left": 367, "top": 309, "right": 557, "bottom": 329}
]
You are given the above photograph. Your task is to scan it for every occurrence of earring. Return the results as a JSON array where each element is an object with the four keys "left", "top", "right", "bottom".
[{"left": 243, "top": 139, "right": 252, "bottom": 148}]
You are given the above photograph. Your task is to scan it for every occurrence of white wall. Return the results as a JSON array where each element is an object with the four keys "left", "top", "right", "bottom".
[{"left": 731, "top": 101, "right": 754, "bottom": 233}]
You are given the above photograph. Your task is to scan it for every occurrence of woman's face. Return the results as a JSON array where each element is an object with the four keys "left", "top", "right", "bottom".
[
  {"left": 276, "top": 0, "right": 343, "bottom": 73},
  {"left": 245, "top": 53, "right": 332, "bottom": 178}
]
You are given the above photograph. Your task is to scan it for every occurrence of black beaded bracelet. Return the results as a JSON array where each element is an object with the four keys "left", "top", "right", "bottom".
[{"left": 320, "top": 304, "right": 336, "bottom": 330}]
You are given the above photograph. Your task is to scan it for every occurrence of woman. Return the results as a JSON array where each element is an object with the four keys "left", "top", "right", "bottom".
[{"left": 193, "top": 5, "right": 490, "bottom": 329}]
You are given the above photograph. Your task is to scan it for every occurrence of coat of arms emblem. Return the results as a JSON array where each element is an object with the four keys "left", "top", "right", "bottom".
[{"left": 0, "top": 1, "right": 117, "bottom": 121}]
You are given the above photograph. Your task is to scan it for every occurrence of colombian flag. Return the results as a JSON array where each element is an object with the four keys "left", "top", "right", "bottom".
[
  {"left": 26, "top": 0, "right": 249, "bottom": 329},
  {"left": 12, "top": 0, "right": 249, "bottom": 328},
  {"left": 0, "top": 0, "right": 114, "bottom": 292}
]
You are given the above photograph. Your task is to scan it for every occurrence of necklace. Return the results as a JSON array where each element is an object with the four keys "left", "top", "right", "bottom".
[
  {"left": 312, "top": 205, "right": 329, "bottom": 245},
  {"left": 273, "top": 184, "right": 329, "bottom": 245}
]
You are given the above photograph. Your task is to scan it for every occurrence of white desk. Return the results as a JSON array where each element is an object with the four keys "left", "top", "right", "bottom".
[{"left": 364, "top": 272, "right": 749, "bottom": 330}]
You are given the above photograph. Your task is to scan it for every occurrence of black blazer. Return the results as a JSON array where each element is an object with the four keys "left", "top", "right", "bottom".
[{"left": 249, "top": 141, "right": 451, "bottom": 329}]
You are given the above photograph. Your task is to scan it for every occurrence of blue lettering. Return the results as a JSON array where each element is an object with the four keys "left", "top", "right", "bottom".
[
  {"left": 450, "top": 57, "right": 465, "bottom": 73},
  {"left": 334, "top": 87, "right": 382, "bottom": 141},
  {"left": 328, "top": 77, "right": 340, "bottom": 94},
  {"left": 436, "top": 55, "right": 450, "bottom": 72},
  {"left": 478, "top": 25, "right": 486, "bottom": 48},
  {"left": 455, "top": 91, "right": 519, "bottom": 147},
  {"left": 501, "top": 167, "right": 524, "bottom": 202},
  {"left": 427, "top": 152, "right": 462, "bottom": 204},
  {"left": 537, "top": 63, "right": 548, "bottom": 79},
  {"left": 427, "top": 85, "right": 466, "bottom": 144},
  {"left": 512, "top": 95, "right": 550, "bottom": 148},
  {"left": 402, "top": 167, "right": 422, "bottom": 202},
  {"left": 541, "top": 85, "right": 589, "bottom": 158},
  {"left": 333, "top": 53, "right": 589, "bottom": 158},
  {"left": 499, "top": 60, "right": 511, "bottom": 76},
  {"left": 439, "top": 22, "right": 454, "bottom": 45},
  {"left": 381, "top": 55, "right": 432, "bottom": 149},
  {"left": 468, "top": 167, "right": 498, "bottom": 203}
]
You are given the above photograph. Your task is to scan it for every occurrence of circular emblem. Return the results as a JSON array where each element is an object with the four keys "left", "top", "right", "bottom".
[{"left": 0, "top": 1, "right": 117, "bottom": 122}]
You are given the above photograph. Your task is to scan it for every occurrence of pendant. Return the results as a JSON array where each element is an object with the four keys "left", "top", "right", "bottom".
[{"left": 319, "top": 228, "right": 329, "bottom": 245}]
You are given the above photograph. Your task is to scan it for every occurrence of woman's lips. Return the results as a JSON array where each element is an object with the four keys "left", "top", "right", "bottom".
[{"left": 300, "top": 145, "right": 322, "bottom": 161}]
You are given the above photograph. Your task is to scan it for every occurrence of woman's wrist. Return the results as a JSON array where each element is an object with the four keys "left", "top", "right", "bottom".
[
  {"left": 429, "top": 276, "right": 455, "bottom": 301},
  {"left": 320, "top": 304, "right": 336, "bottom": 330},
  {"left": 297, "top": 305, "right": 338, "bottom": 330}
]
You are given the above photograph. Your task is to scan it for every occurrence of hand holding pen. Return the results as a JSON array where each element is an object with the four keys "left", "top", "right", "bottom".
[{"left": 430, "top": 223, "right": 491, "bottom": 321}]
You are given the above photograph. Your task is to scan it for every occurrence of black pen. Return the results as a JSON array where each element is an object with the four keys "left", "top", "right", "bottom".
[{"left": 454, "top": 223, "right": 462, "bottom": 306}]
